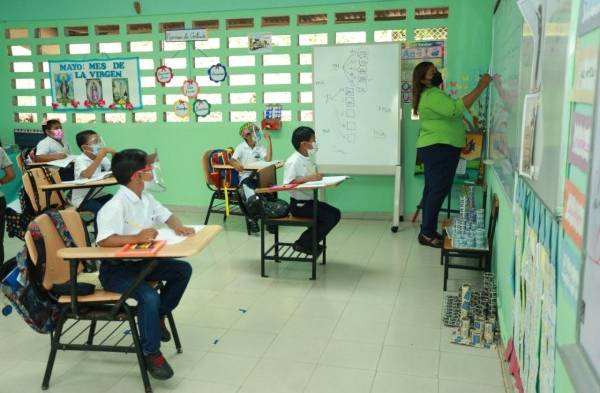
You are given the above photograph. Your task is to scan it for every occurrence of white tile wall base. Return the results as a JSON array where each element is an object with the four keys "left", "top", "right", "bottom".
[{"left": 0, "top": 216, "right": 507, "bottom": 392}]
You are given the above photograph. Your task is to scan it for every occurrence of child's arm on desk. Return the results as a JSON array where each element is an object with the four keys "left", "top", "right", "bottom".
[
  {"left": 229, "top": 158, "right": 244, "bottom": 172},
  {"left": 291, "top": 172, "right": 322, "bottom": 184},
  {"left": 97, "top": 228, "right": 158, "bottom": 247},
  {"left": 165, "top": 215, "right": 195, "bottom": 236}
]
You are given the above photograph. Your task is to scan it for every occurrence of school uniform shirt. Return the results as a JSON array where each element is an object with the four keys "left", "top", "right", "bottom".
[
  {"left": 283, "top": 151, "right": 315, "bottom": 201},
  {"left": 71, "top": 153, "right": 111, "bottom": 208},
  {"left": 232, "top": 141, "right": 267, "bottom": 182},
  {"left": 0, "top": 148, "right": 13, "bottom": 198},
  {"left": 36, "top": 136, "right": 71, "bottom": 156},
  {"left": 95, "top": 185, "right": 172, "bottom": 244}
]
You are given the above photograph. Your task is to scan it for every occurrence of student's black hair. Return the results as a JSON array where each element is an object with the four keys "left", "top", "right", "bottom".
[
  {"left": 76, "top": 130, "right": 97, "bottom": 150},
  {"left": 42, "top": 119, "right": 62, "bottom": 133},
  {"left": 111, "top": 148, "right": 147, "bottom": 185},
  {"left": 291, "top": 126, "right": 315, "bottom": 151}
]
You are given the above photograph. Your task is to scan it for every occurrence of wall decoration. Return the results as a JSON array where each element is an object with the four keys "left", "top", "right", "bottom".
[
  {"left": 400, "top": 41, "right": 445, "bottom": 104},
  {"left": 560, "top": 237, "right": 582, "bottom": 304},
  {"left": 165, "top": 28, "right": 207, "bottom": 42},
  {"left": 49, "top": 57, "right": 142, "bottom": 111},
  {"left": 173, "top": 99, "right": 189, "bottom": 118},
  {"left": 568, "top": 111, "right": 593, "bottom": 172},
  {"left": 193, "top": 99, "right": 211, "bottom": 117},
  {"left": 517, "top": 0, "right": 545, "bottom": 91},
  {"left": 261, "top": 104, "right": 282, "bottom": 130},
  {"left": 578, "top": 0, "right": 600, "bottom": 36},
  {"left": 571, "top": 32, "right": 599, "bottom": 104},
  {"left": 181, "top": 79, "right": 199, "bottom": 98},
  {"left": 519, "top": 93, "right": 541, "bottom": 179},
  {"left": 585, "top": 84, "right": 600, "bottom": 265},
  {"left": 249, "top": 32, "right": 272, "bottom": 53},
  {"left": 155, "top": 65, "right": 174, "bottom": 85},
  {"left": 563, "top": 180, "right": 586, "bottom": 248},
  {"left": 208, "top": 63, "right": 227, "bottom": 83}
]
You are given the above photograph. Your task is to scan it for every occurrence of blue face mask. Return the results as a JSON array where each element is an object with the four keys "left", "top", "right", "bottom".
[{"left": 90, "top": 143, "right": 101, "bottom": 155}]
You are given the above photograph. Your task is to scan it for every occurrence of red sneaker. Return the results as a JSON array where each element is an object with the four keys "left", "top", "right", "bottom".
[{"left": 145, "top": 352, "right": 174, "bottom": 380}]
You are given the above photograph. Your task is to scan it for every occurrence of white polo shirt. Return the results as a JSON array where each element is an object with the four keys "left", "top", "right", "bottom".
[
  {"left": 36, "top": 136, "right": 70, "bottom": 156},
  {"left": 96, "top": 185, "right": 172, "bottom": 244},
  {"left": 0, "top": 148, "right": 13, "bottom": 198},
  {"left": 283, "top": 151, "right": 315, "bottom": 201},
  {"left": 232, "top": 141, "right": 267, "bottom": 182},
  {"left": 71, "top": 153, "right": 111, "bottom": 208}
]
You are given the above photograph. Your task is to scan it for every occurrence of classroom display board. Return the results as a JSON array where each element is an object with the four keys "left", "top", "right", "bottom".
[
  {"left": 313, "top": 43, "right": 401, "bottom": 168},
  {"left": 48, "top": 57, "right": 142, "bottom": 111}
]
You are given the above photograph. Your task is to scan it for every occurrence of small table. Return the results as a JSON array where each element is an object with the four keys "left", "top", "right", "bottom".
[
  {"left": 40, "top": 176, "right": 118, "bottom": 212},
  {"left": 212, "top": 160, "right": 285, "bottom": 171},
  {"left": 256, "top": 177, "right": 346, "bottom": 280}
]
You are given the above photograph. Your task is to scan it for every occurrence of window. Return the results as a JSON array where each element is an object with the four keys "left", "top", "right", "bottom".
[
  {"left": 104, "top": 113, "right": 126, "bottom": 123},
  {"left": 65, "top": 26, "right": 89, "bottom": 36},
  {"left": 165, "top": 94, "right": 186, "bottom": 105},
  {"left": 95, "top": 25, "right": 120, "bottom": 35},
  {"left": 44, "top": 96, "right": 52, "bottom": 106},
  {"left": 159, "top": 22, "right": 185, "bottom": 33},
  {"left": 227, "top": 18, "right": 254, "bottom": 29},
  {"left": 262, "top": 16, "right": 290, "bottom": 27},
  {"left": 68, "top": 43, "right": 91, "bottom": 54},
  {"left": 228, "top": 36, "right": 248, "bottom": 49},
  {"left": 7, "top": 28, "right": 28, "bottom": 39},
  {"left": 264, "top": 92, "right": 291, "bottom": 104},
  {"left": 165, "top": 112, "right": 188, "bottom": 122},
  {"left": 45, "top": 113, "right": 67, "bottom": 123},
  {"left": 281, "top": 110, "right": 292, "bottom": 122},
  {"left": 192, "top": 20, "right": 219, "bottom": 30},
  {"left": 12, "top": 62, "right": 34, "bottom": 72},
  {"left": 374, "top": 9, "right": 407, "bottom": 21},
  {"left": 298, "top": 14, "right": 327, "bottom": 25},
  {"left": 414, "top": 27, "right": 448, "bottom": 41},
  {"left": 142, "top": 95, "right": 156, "bottom": 106},
  {"left": 335, "top": 31, "right": 366, "bottom": 44},
  {"left": 197, "top": 111, "right": 223, "bottom": 122},
  {"left": 374, "top": 30, "right": 407, "bottom": 42},
  {"left": 42, "top": 78, "right": 51, "bottom": 89},
  {"left": 164, "top": 58, "right": 187, "bottom": 69},
  {"left": 415, "top": 7, "right": 449, "bottom": 19},
  {"left": 229, "top": 74, "right": 256, "bottom": 86},
  {"left": 271, "top": 35, "right": 291, "bottom": 47},
  {"left": 98, "top": 42, "right": 122, "bottom": 53},
  {"left": 16, "top": 96, "right": 36, "bottom": 106},
  {"left": 195, "top": 57, "right": 220, "bottom": 69},
  {"left": 36, "top": 28, "right": 58, "bottom": 38},
  {"left": 141, "top": 76, "right": 156, "bottom": 88},
  {"left": 162, "top": 41, "right": 187, "bottom": 51},
  {"left": 299, "top": 91, "right": 313, "bottom": 103},
  {"left": 264, "top": 73, "right": 291, "bottom": 85},
  {"left": 299, "top": 33, "right": 327, "bottom": 46},
  {"left": 300, "top": 72, "right": 312, "bottom": 84},
  {"left": 14, "top": 79, "right": 35, "bottom": 89},
  {"left": 129, "top": 41, "right": 153, "bottom": 52},
  {"left": 196, "top": 75, "right": 218, "bottom": 86},
  {"left": 165, "top": 76, "right": 187, "bottom": 88},
  {"left": 15, "top": 113, "right": 38, "bottom": 123},
  {"left": 139, "top": 59, "right": 155, "bottom": 70},
  {"left": 335, "top": 11, "right": 366, "bottom": 24},
  {"left": 195, "top": 38, "right": 220, "bottom": 50},
  {"left": 41, "top": 61, "right": 49, "bottom": 72},
  {"left": 134, "top": 112, "right": 157, "bottom": 123},
  {"left": 230, "top": 111, "right": 257, "bottom": 122},
  {"left": 263, "top": 54, "right": 290, "bottom": 66},
  {"left": 11, "top": 45, "right": 31, "bottom": 56},
  {"left": 75, "top": 113, "right": 96, "bottom": 123},
  {"left": 38, "top": 44, "right": 60, "bottom": 55},
  {"left": 230, "top": 92, "right": 256, "bottom": 104},
  {"left": 198, "top": 93, "right": 222, "bottom": 104},
  {"left": 300, "top": 110, "right": 314, "bottom": 121},
  {"left": 299, "top": 53, "right": 312, "bottom": 65},
  {"left": 229, "top": 55, "right": 255, "bottom": 67},
  {"left": 127, "top": 23, "right": 152, "bottom": 34}
]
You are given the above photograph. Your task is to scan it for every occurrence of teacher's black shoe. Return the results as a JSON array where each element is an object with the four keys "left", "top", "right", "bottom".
[{"left": 418, "top": 233, "right": 442, "bottom": 248}]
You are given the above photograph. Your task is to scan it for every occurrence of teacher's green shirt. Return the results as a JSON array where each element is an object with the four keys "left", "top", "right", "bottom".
[{"left": 416, "top": 87, "right": 466, "bottom": 149}]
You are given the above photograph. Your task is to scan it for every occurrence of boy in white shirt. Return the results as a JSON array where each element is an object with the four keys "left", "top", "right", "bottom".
[
  {"left": 73, "top": 130, "right": 115, "bottom": 229},
  {"left": 283, "top": 126, "right": 341, "bottom": 254},
  {"left": 35, "top": 119, "right": 74, "bottom": 181},
  {"left": 229, "top": 122, "right": 272, "bottom": 233},
  {"left": 96, "top": 149, "right": 194, "bottom": 381}
]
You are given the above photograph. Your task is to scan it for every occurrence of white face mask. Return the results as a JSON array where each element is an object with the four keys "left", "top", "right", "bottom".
[{"left": 307, "top": 142, "right": 318, "bottom": 158}]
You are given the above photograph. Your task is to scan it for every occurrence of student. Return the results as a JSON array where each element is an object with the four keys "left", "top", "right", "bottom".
[
  {"left": 72, "top": 130, "right": 115, "bottom": 226},
  {"left": 35, "top": 119, "right": 74, "bottom": 181},
  {"left": 230, "top": 122, "right": 272, "bottom": 233},
  {"left": 283, "top": 126, "right": 341, "bottom": 254},
  {"left": 96, "top": 149, "right": 194, "bottom": 380},
  {"left": 0, "top": 147, "right": 16, "bottom": 264}
]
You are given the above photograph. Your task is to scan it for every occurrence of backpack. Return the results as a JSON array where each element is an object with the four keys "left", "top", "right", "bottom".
[
  {"left": 0, "top": 210, "right": 93, "bottom": 333},
  {"left": 207, "top": 148, "right": 239, "bottom": 188},
  {"left": 242, "top": 186, "right": 290, "bottom": 219}
]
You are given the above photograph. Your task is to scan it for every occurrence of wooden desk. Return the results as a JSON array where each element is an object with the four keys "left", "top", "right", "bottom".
[
  {"left": 212, "top": 160, "right": 284, "bottom": 171},
  {"left": 40, "top": 176, "right": 118, "bottom": 212}
]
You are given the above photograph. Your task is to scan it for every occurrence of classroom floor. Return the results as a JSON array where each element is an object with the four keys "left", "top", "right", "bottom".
[{"left": 0, "top": 215, "right": 507, "bottom": 393}]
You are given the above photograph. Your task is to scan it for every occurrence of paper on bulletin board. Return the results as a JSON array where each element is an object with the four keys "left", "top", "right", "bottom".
[
  {"left": 538, "top": 244, "right": 556, "bottom": 393},
  {"left": 519, "top": 93, "right": 541, "bottom": 179},
  {"left": 400, "top": 41, "right": 445, "bottom": 104},
  {"left": 578, "top": 0, "right": 600, "bottom": 36},
  {"left": 560, "top": 237, "right": 582, "bottom": 305},
  {"left": 585, "top": 82, "right": 600, "bottom": 265},
  {"left": 568, "top": 111, "right": 593, "bottom": 172},
  {"left": 563, "top": 180, "right": 587, "bottom": 248},
  {"left": 517, "top": 0, "right": 545, "bottom": 91},
  {"left": 571, "top": 31, "right": 600, "bottom": 104}
]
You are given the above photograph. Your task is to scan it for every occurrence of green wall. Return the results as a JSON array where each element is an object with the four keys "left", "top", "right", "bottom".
[{"left": 0, "top": 0, "right": 493, "bottom": 216}]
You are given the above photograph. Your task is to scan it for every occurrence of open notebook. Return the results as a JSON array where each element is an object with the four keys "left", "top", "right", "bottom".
[
  {"left": 296, "top": 176, "right": 349, "bottom": 188},
  {"left": 61, "top": 171, "right": 113, "bottom": 185},
  {"left": 156, "top": 225, "right": 205, "bottom": 245}
]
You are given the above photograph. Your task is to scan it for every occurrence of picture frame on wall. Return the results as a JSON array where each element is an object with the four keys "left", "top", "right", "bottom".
[{"left": 519, "top": 93, "right": 541, "bottom": 179}]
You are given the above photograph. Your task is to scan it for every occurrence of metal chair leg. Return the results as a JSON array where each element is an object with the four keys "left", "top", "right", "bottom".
[
  {"left": 204, "top": 193, "right": 216, "bottom": 225},
  {"left": 41, "top": 309, "right": 66, "bottom": 390},
  {"left": 443, "top": 253, "right": 449, "bottom": 291},
  {"left": 167, "top": 312, "right": 182, "bottom": 354},
  {"left": 321, "top": 236, "right": 327, "bottom": 265},
  {"left": 86, "top": 319, "right": 97, "bottom": 345},
  {"left": 125, "top": 305, "right": 153, "bottom": 393},
  {"left": 274, "top": 224, "right": 280, "bottom": 263},
  {"left": 261, "top": 218, "right": 268, "bottom": 277}
]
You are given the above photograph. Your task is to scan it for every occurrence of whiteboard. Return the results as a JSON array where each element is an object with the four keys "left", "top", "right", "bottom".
[{"left": 313, "top": 43, "right": 401, "bottom": 170}]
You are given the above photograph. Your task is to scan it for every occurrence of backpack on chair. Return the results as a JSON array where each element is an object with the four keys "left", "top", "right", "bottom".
[{"left": 207, "top": 148, "right": 239, "bottom": 189}]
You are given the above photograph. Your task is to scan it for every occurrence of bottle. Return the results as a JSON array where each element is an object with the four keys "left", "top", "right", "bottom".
[{"left": 1, "top": 300, "right": 12, "bottom": 316}]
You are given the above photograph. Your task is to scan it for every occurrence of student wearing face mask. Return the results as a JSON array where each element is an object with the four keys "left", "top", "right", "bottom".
[
  {"left": 230, "top": 122, "right": 272, "bottom": 233},
  {"left": 412, "top": 62, "right": 492, "bottom": 248},
  {"left": 36, "top": 119, "right": 74, "bottom": 180},
  {"left": 283, "top": 126, "right": 341, "bottom": 255},
  {"left": 72, "top": 130, "right": 116, "bottom": 230}
]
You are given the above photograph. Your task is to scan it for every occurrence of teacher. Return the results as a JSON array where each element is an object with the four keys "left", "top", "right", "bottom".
[{"left": 412, "top": 62, "right": 492, "bottom": 248}]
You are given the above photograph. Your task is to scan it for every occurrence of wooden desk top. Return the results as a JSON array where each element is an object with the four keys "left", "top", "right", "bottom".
[
  {"left": 256, "top": 177, "right": 347, "bottom": 194},
  {"left": 40, "top": 176, "right": 118, "bottom": 191},
  {"left": 212, "top": 160, "right": 284, "bottom": 171},
  {"left": 57, "top": 225, "right": 223, "bottom": 259}
]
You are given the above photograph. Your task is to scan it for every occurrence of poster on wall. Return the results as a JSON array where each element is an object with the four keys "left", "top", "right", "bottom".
[
  {"left": 568, "top": 111, "right": 593, "bottom": 172},
  {"left": 560, "top": 237, "right": 582, "bottom": 304},
  {"left": 578, "top": 0, "right": 600, "bottom": 36},
  {"left": 571, "top": 31, "right": 600, "bottom": 104},
  {"left": 517, "top": 0, "right": 545, "bottom": 91},
  {"left": 563, "top": 180, "right": 586, "bottom": 248},
  {"left": 49, "top": 57, "right": 142, "bottom": 111},
  {"left": 585, "top": 81, "right": 600, "bottom": 265},
  {"left": 249, "top": 33, "right": 272, "bottom": 53},
  {"left": 519, "top": 93, "right": 541, "bottom": 179},
  {"left": 400, "top": 41, "right": 445, "bottom": 104}
]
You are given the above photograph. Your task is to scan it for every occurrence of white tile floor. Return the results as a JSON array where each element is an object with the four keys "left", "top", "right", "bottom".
[{"left": 0, "top": 215, "right": 507, "bottom": 393}]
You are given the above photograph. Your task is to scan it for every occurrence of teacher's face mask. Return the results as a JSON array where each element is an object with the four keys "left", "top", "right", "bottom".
[{"left": 431, "top": 71, "right": 443, "bottom": 87}]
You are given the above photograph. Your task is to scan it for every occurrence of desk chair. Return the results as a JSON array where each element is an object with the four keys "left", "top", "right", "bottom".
[
  {"left": 22, "top": 167, "right": 67, "bottom": 215},
  {"left": 26, "top": 210, "right": 181, "bottom": 393},
  {"left": 201, "top": 150, "right": 251, "bottom": 234},
  {"left": 257, "top": 165, "right": 326, "bottom": 280},
  {"left": 441, "top": 194, "right": 499, "bottom": 291}
]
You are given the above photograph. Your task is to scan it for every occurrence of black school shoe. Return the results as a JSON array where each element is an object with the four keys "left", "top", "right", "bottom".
[
  {"left": 145, "top": 352, "right": 174, "bottom": 380},
  {"left": 159, "top": 317, "right": 171, "bottom": 342},
  {"left": 248, "top": 219, "right": 260, "bottom": 234},
  {"left": 292, "top": 242, "right": 324, "bottom": 255}
]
